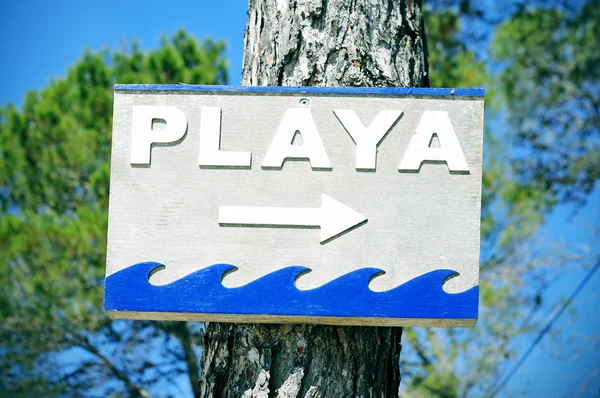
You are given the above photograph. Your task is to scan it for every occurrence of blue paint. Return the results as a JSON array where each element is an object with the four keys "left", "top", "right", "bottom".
[
  {"left": 104, "top": 262, "right": 478, "bottom": 320},
  {"left": 114, "top": 84, "right": 484, "bottom": 97}
]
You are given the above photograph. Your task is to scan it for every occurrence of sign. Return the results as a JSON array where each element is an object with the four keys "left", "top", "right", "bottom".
[{"left": 104, "top": 85, "right": 484, "bottom": 327}]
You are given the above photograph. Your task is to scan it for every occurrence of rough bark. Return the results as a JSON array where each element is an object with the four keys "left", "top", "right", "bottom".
[
  {"left": 199, "top": 0, "right": 428, "bottom": 396},
  {"left": 199, "top": 323, "right": 403, "bottom": 397},
  {"left": 241, "top": 0, "right": 428, "bottom": 87}
]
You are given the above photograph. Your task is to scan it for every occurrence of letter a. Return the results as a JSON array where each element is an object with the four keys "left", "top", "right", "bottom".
[
  {"left": 398, "top": 111, "right": 469, "bottom": 173},
  {"left": 261, "top": 108, "right": 332, "bottom": 170}
]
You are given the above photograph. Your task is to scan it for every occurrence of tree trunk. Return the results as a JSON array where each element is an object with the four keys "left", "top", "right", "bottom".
[{"left": 199, "top": 0, "right": 428, "bottom": 396}]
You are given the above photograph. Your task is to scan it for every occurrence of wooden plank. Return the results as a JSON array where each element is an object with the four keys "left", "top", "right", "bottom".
[
  {"left": 105, "top": 311, "right": 476, "bottom": 328},
  {"left": 105, "top": 85, "right": 484, "bottom": 327}
]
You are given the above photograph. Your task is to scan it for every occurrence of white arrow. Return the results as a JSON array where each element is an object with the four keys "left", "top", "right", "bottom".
[{"left": 218, "top": 193, "right": 367, "bottom": 244}]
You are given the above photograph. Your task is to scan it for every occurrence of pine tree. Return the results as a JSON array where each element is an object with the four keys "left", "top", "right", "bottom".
[{"left": 199, "top": 1, "right": 428, "bottom": 396}]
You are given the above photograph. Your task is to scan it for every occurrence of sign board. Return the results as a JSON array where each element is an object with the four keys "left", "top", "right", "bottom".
[{"left": 104, "top": 85, "right": 484, "bottom": 327}]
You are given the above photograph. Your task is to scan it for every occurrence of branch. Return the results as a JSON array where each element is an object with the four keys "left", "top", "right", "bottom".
[
  {"left": 169, "top": 322, "right": 201, "bottom": 397},
  {"left": 75, "top": 336, "right": 151, "bottom": 398},
  {"left": 405, "top": 331, "right": 432, "bottom": 367}
]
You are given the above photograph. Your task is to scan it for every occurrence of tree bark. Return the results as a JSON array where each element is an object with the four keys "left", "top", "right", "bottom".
[{"left": 199, "top": 0, "right": 428, "bottom": 396}]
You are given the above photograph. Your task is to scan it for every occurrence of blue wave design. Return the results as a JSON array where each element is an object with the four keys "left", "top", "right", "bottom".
[{"left": 104, "top": 262, "right": 478, "bottom": 320}]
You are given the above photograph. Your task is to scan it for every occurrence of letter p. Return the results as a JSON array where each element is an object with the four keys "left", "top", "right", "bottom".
[{"left": 130, "top": 106, "right": 188, "bottom": 165}]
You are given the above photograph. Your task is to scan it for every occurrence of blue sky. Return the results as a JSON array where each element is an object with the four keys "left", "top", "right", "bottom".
[
  {"left": 0, "top": 0, "right": 248, "bottom": 104},
  {"left": 1, "top": 1, "right": 598, "bottom": 396}
]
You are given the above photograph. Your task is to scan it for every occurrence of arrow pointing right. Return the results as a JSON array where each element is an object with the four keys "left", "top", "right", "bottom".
[{"left": 218, "top": 193, "right": 367, "bottom": 244}]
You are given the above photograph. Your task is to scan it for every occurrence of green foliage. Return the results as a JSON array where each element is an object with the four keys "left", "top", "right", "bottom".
[
  {"left": 0, "top": 30, "right": 227, "bottom": 396},
  {"left": 401, "top": 2, "right": 599, "bottom": 397},
  {"left": 491, "top": 1, "right": 600, "bottom": 205},
  {"left": 425, "top": 9, "right": 487, "bottom": 89}
]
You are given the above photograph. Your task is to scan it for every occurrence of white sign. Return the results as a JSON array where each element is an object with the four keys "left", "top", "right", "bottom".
[{"left": 105, "top": 85, "right": 484, "bottom": 327}]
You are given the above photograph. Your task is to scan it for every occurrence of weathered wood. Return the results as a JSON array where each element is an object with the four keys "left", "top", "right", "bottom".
[
  {"left": 107, "top": 311, "right": 476, "bottom": 327},
  {"left": 199, "top": 0, "right": 429, "bottom": 396},
  {"left": 104, "top": 88, "right": 483, "bottom": 327}
]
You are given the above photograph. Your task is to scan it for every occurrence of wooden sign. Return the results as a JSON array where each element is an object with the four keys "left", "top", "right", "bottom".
[{"left": 104, "top": 85, "right": 484, "bottom": 327}]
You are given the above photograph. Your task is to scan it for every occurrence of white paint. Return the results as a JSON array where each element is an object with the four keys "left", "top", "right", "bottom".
[
  {"left": 129, "top": 106, "right": 187, "bottom": 165},
  {"left": 199, "top": 107, "right": 252, "bottom": 168},
  {"left": 218, "top": 193, "right": 367, "bottom": 243},
  {"left": 261, "top": 108, "right": 332, "bottom": 170},
  {"left": 398, "top": 111, "right": 470, "bottom": 173},
  {"left": 334, "top": 109, "right": 403, "bottom": 170}
]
